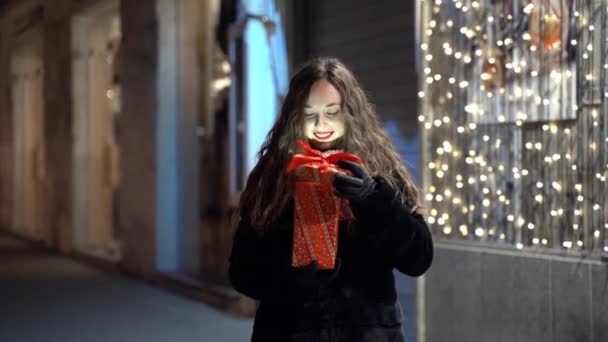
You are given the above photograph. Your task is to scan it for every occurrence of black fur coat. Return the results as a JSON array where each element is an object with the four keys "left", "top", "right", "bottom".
[{"left": 229, "top": 177, "right": 434, "bottom": 342}]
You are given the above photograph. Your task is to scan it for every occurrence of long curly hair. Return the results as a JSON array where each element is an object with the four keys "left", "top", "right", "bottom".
[{"left": 238, "top": 57, "right": 424, "bottom": 232}]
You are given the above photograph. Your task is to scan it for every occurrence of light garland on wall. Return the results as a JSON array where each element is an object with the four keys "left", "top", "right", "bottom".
[{"left": 418, "top": 0, "right": 607, "bottom": 254}]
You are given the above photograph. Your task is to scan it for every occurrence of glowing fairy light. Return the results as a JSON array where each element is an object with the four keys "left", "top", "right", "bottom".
[
  {"left": 459, "top": 225, "right": 468, "bottom": 236},
  {"left": 552, "top": 182, "right": 562, "bottom": 192}
]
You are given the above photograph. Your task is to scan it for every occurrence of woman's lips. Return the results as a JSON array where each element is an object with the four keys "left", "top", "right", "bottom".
[{"left": 313, "top": 131, "right": 334, "bottom": 140}]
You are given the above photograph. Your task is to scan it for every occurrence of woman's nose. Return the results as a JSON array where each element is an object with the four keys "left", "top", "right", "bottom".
[{"left": 315, "top": 113, "right": 329, "bottom": 127}]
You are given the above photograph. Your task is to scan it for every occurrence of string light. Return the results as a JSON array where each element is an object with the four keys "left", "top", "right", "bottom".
[{"left": 420, "top": 0, "right": 607, "bottom": 254}]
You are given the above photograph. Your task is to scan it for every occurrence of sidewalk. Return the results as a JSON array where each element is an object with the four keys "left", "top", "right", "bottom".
[{"left": 0, "top": 234, "right": 253, "bottom": 342}]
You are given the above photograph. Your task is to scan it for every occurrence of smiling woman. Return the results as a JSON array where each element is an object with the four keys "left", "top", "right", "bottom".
[
  {"left": 302, "top": 79, "right": 346, "bottom": 151},
  {"left": 229, "top": 56, "right": 433, "bottom": 342}
]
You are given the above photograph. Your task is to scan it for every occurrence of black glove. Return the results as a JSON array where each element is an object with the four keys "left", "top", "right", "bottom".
[
  {"left": 289, "top": 258, "right": 342, "bottom": 289},
  {"left": 333, "top": 160, "right": 376, "bottom": 202}
]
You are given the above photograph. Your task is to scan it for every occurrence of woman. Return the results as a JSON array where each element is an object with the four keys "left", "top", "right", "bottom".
[{"left": 229, "top": 57, "right": 433, "bottom": 342}]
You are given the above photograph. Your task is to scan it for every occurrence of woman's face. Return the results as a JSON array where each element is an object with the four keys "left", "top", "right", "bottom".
[{"left": 302, "top": 79, "right": 346, "bottom": 151}]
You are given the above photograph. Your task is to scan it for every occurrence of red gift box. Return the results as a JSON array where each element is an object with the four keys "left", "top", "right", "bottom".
[{"left": 286, "top": 140, "right": 363, "bottom": 269}]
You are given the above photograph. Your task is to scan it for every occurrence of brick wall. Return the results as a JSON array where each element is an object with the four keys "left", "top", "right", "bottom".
[
  {"left": 0, "top": 15, "right": 13, "bottom": 229},
  {"left": 117, "top": 0, "right": 158, "bottom": 277},
  {"left": 43, "top": 16, "right": 72, "bottom": 250}
]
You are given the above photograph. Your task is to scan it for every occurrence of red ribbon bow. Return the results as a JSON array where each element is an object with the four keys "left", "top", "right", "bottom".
[{"left": 286, "top": 140, "right": 363, "bottom": 174}]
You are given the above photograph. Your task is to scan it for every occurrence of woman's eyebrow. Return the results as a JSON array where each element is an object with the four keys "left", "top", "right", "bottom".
[{"left": 304, "top": 103, "right": 340, "bottom": 109}]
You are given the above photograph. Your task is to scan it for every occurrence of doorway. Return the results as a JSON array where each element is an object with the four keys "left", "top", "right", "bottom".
[
  {"left": 71, "top": 0, "right": 122, "bottom": 261},
  {"left": 11, "top": 27, "right": 49, "bottom": 244}
]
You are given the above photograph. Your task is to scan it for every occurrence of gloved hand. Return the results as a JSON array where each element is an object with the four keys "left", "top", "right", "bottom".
[
  {"left": 289, "top": 258, "right": 342, "bottom": 289},
  {"left": 333, "top": 160, "right": 376, "bottom": 202}
]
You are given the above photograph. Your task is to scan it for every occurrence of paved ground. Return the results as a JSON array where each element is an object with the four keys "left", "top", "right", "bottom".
[{"left": 0, "top": 234, "right": 253, "bottom": 342}]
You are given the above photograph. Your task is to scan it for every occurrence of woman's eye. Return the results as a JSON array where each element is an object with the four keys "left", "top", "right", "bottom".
[{"left": 326, "top": 111, "right": 338, "bottom": 116}]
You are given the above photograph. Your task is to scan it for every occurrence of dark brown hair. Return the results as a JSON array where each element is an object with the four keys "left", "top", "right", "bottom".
[{"left": 238, "top": 57, "right": 424, "bottom": 232}]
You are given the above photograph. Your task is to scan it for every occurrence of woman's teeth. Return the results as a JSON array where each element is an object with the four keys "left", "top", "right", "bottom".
[{"left": 314, "top": 132, "right": 333, "bottom": 140}]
